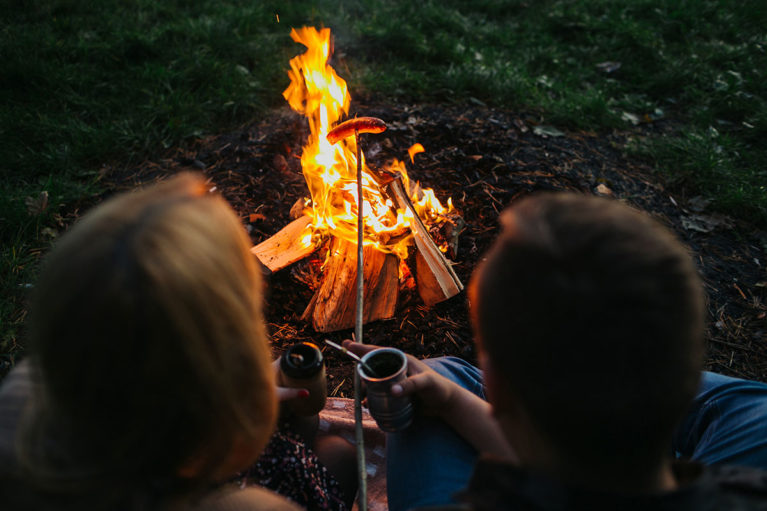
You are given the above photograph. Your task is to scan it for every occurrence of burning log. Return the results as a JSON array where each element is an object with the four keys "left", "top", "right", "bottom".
[
  {"left": 250, "top": 216, "right": 315, "bottom": 272},
  {"left": 373, "top": 169, "right": 464, "bottom": 306},
  {"left": 301, "top": 237, "right": 399, "bottom": 332},
  {"left": 249, "top": 173, "right": 464, "bottom": 329},
  {"left": 391, "top": 178, "right": 463, "bottom": 305}
]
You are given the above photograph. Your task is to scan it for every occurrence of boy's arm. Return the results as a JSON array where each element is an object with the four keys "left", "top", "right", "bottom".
[{"left": 343, "top": 341, "right": 517, "bottom": 461}]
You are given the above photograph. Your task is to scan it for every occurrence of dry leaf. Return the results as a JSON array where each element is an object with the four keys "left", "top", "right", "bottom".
[
  {"left": 621, "top": 112, "right": 640, "bottom": 125},
  {"left": 687, "top": 196, "right": 711, "bottom": 213},
  {"left": 596, "top": 61, "right": 622, "bottom": 73},
  {"left": 41, "top": 227, "right": 57, "bottom": 238},
  {"left": 680, "top": 213, "right": 734, "bottom": 233},
  {"left": 25, "top": 191, "right": 48, "bottom": 216},
  {"left": 533, "top": 125, "right": 564, "bottom": 137},
  {"left": 594, "top": 183, "right": 614, "bottom": 197}
]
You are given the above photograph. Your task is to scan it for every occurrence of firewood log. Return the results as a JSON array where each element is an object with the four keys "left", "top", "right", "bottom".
[
  {"left": 251, "top": 216, "right": 316, "bottom": 272},
  {"left": 302, "top": 237, "right": 398, "bottom": 332},
  {"left": 385, "top": 176, "right": 464, "bottom": 306}
]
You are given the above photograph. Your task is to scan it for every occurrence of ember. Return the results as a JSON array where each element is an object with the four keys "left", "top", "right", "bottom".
[{"left": 252, "top": 27, "right": 464, "bottom": 332}]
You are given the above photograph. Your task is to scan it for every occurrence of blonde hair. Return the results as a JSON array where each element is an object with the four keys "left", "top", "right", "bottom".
[{"left": 23, "top": 173, "right": 276, "bottom": 504}]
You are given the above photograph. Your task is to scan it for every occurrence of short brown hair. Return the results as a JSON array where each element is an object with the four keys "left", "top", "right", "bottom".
[
  {"left": 23, "top": 174, "right": 277, "bottom": 502},
  {"left": 470, "top": 193, "right": 704, "bottom": 470}
]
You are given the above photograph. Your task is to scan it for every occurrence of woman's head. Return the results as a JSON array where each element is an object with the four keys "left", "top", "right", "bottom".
[{"left": 26, "top": 173, "right": 276, "bottom": 491}]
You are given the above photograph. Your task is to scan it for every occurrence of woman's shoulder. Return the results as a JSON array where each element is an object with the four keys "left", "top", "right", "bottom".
[
  {"left": 185, "top": 486, "right": 304, "bottom": 511},
  {"left": 0, "top": 359, "right": 33, "bottom": 408},
  {"left": 0, "top": 360, "right": 33, "bottom": 471}
]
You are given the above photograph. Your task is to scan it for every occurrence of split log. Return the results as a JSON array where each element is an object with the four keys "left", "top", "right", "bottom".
[
  {"left": 302, "top": 237, "right": 398, "bottom": 332},
  {"left": 251, "top": 216, "right": 316, "bottom": 272},
  {"left": 386, "top": 175, "right": 464, "bottom": 306}
]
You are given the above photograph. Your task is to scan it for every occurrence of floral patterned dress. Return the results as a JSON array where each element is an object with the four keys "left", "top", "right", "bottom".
[{"left": 233, "top": 425, "right": 348, "bottom": 511}]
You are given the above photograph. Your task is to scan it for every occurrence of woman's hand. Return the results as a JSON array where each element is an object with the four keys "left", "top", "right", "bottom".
[
  {"left": 271, "top": 358, "right": 309, "bottom": 402},
  {"left": 342, "top": 340, "right": 460, "bottom": 417}
]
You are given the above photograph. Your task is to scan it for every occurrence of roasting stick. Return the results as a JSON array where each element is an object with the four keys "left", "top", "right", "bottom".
[
  {"left": 353, "top": 127, "right": 368, "bottom": 511},
  {"left": 327, "top": 117, "right": 387, "bottom": 511}
]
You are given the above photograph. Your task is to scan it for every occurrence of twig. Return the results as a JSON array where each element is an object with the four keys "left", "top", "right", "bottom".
[{"left": 324, "top": 339, "right": 379, "bottom": 377}]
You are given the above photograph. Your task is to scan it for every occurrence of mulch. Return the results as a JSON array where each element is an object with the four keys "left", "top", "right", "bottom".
[{"left": 104, "top": 97, "right": 767, "bottom": 396}]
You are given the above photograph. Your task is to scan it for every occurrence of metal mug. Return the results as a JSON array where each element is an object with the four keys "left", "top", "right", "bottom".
[
  {"left": 357, "top": 347, "right": 413, "bottom": 432},
  {"left": 279, "top": 342, "right": 327, "bottom": 416}
]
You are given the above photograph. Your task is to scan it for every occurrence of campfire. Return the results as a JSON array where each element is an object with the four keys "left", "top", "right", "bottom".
[{"left": 251, "top": 27, "right": 464, "bottom": 333}]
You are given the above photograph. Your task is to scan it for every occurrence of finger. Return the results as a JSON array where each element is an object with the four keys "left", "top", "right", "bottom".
[
  {"left": 342, "top": 339, "right": 379, "bottom": 357},
  {"left": 392, "top": 371, "right": 437, "bottom": 397},
  {"left": 276, "top": 386, "right": 310, "bottom": 402}
]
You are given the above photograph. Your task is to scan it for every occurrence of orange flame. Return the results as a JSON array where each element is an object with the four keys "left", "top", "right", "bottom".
[{"left": 284, "top": 27, "right": 452, "bottom": 259}]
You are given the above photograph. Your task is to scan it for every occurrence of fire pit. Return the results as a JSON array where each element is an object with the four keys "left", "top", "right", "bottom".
[
  {"left": 251, "top": 27, "right": 465, "bottom": 333},
  {"left": 103, "top": 29, "right": 767, "bottom": 398}
]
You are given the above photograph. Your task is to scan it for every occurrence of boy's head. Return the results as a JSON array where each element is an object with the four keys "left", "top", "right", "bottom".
[
  {"left": 26, "top": 173, "right": 277, "bottom": 489},
  {"left": 470, "top": 193, "right": 704, "bottom": 473}
]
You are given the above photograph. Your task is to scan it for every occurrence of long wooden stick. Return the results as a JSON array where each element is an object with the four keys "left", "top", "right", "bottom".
[
  {"left": 353, "top": 129, "right": 368, "bottom": 511},
  {"left": 355, "top": 131, "right": 364, "bottom": 364}
]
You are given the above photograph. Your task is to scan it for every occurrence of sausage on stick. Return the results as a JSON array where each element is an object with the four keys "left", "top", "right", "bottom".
[
  {"left": 326, "top": 117, "right": 387, "bottom": 145},
  {"left": 325, "top": 114, "right": 387, "bottom": 511}
]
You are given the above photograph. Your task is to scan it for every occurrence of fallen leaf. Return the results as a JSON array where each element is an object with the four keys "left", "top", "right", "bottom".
[
  {"left": 621, "top": 112, "right": 640, "bottom": 125},
  {"left": 41, "top": 227, "right": 57, "bottom": 238},
  {"left": 533, "top": 125, "right": 564, "bottom": 137},
  {"left": 687, "top": 196, "right": 711, "bottom": 213},
  {"left": 594, "top": 183, "right": 614, "bottom": 197},
  {"left": 386, "top": 121, "right": 408, "bottom": 131},
  {"left": 680, "top": 213, "right": 734, "bottom": 233},
  {"left": 25, "top": 191, "right": 48, "bottom": 216},
  {"left": 249, "top": 213, "right": 267, "bottom": 223},
  {"left": 406, "top": 115, "right": 423, "bottom": 126},
  {"left": 596, "top": 61, "right": 621, "bottom": 73}
]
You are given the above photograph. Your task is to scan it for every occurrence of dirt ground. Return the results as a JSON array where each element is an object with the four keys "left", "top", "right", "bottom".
[{"left": 105, "top": 98, "right": 767, "bottom": 397}]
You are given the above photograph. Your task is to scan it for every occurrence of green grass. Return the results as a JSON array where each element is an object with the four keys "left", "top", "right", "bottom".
[
  {"left": 0, "top": 0, "right": 317, "bottom": 371},
  {"left": 329, "top": 0, "right": 766, "bottom": 220},
  {"left": 2, "top": 0, "right": 766, "bottom": 371}
]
